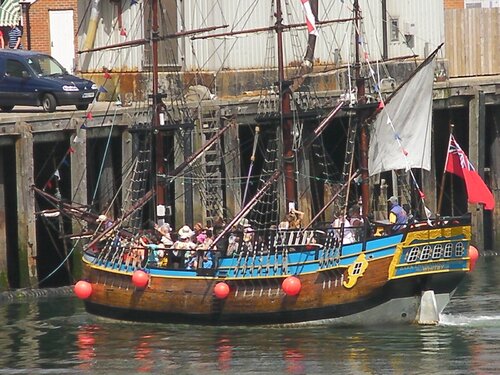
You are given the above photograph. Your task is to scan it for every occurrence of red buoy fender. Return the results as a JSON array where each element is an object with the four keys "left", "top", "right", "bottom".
[
  {"left": 468, "top": 245, "right": 479, "bottom": 271},
  {"left": 214, "top": 282, "right": 230, "bottom": 299},
  {"left": 282, "top": 276, "right": 301, "bottom": 296},
  {"left": 132, "top": 270, "right": 149, "bottom": 289},
  {"left": 74, "top": 280, "right": 92, "bottom": 299}
]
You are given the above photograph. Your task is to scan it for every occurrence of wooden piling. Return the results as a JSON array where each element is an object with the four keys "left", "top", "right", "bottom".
[
  {"left": 70, "top": 118, "right": 88, "bottom": 278},
  {"left": 468, "top": 90, "right": 486, "bottom": 249},
  {"left": 0, "top": 151, "right": 8, "bottom": 289},
  {"left": 15, "top": 122, "right": 38, "bottom": 287}
]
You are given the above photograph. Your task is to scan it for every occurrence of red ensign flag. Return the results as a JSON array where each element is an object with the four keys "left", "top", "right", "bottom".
[{"left": 445, "top": 135, "right": 495, "bottom": 210}]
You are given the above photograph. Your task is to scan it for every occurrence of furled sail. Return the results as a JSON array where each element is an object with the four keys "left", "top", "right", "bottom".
[{"left": 368, "top": 57, "right": 436, "bottom": 176}]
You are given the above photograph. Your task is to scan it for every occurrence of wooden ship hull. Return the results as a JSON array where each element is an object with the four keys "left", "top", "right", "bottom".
[{"left": 80, "top": 220, "right": 472, "bottom": 326}]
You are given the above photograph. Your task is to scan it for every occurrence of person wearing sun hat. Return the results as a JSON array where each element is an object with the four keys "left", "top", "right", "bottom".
[
  {"left": 155, "top": 222, "right": 173, "bottom": 247},
  {"left": 387, "top": 195, "right": 407, "bottom": 232},
  {"left": 169, "top": 225, "right": 195, "bottom": 268}
]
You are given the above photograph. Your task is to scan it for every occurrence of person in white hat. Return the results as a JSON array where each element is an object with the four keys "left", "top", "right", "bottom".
[
  {"left": 155, "top": 222, "right": 173, "bottom": 247},
  {"left": 170, "top": 225, "right": 195, "bottom": 268}
]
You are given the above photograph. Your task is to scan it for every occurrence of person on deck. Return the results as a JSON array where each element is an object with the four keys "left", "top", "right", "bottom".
[
  {"left": 279, "top": 208, "right": 304, "bottom": 229},
  {"left": 348, "top": 204, "right": 363, "bottom": 241},
  {"left": 388, "top": 196, "right": 408, "bottom": 232},
  {"left": 155, "top": 222, "right": 173, "bottom": 247},
  {"left": 332, "top": 213, "right": 355, "bottom": 244},
  {"left": 172, "top": 225, "right": 196, "bottom": 268}
]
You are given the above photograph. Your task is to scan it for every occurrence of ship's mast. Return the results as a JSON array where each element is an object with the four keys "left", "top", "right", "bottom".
[
  {"left": 354, "top": 0, "right": 370, "bottom": 216},
  {"left": 152, "top": 0, "right": 165, "bottom": 213},
  {"left": 276, "top": 0, "right": 296, "bottom": 208}
]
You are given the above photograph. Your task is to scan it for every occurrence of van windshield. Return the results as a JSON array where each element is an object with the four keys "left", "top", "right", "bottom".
[{"left": 27, "top": 55, "right": 67, "bottom": 77}]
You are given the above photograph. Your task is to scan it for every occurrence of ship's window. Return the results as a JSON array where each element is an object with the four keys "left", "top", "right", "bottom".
[
  {"left": 432, "top": 244, "right": 443, "bottom": 259},
  {"left": 455, "top": 242, "right": 465, "bottom": 257},
  {"left": 420, "top": 245, "right": 432, "bottom": 261},
  {"left": 352, "top": 262, "right": 363, "bottom": 275},
  {"left": 407, "top": 247, "right": 420, "bottom": 262},
  {"left": 444, "top": 243, "right": 453, "bottom": 258}
]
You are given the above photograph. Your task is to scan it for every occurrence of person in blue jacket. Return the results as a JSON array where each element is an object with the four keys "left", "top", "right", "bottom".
[{"left": 388, "top": 196, "right": 408, "bottom": 232}]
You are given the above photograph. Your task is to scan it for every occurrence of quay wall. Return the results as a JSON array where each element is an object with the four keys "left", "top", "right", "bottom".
[{"left": 0, "top": 74, "right": 498, "bottom": 290}]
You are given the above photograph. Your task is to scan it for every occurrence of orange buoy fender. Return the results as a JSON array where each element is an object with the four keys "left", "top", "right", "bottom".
[
  {"left": 468, "top": 245, "right": 479, "bottom": 271},
  {"left": 132, "top": 270, "right": 149, "bottom": 289},
  {"left": 214, "top": 282, "right": 230, "bottom": 299},
  {"left": 282, "top": 276, "right": 301, "bottom": 296},
  {"left": 74, "top": 280, "right": 93, "bottom": 299}
]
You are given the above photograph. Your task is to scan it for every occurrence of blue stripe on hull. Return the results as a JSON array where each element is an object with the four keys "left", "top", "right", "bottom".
[{"left": 86, "top": 233, "right": 404, "bottom": 279}]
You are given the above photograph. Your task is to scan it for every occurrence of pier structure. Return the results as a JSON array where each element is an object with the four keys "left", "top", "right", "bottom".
[{"left": 0, "top": 74, "right": 498, "bottom": 289}]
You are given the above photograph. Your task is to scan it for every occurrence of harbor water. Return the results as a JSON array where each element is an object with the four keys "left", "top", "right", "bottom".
[{"left": 0, "top": 255, "right": 499, "bottom": 375}]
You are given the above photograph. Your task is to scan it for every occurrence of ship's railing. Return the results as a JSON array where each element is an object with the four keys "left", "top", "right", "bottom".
[
  {"left": 221, "top": 228, "right": 325, "bottom": 256},
  {"left": 84, "top": 215, "right": 472, "bottom": 274}
]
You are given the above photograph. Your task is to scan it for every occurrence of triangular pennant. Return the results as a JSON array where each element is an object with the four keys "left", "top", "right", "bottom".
[
  {"left": 86, "top": 112, "right": 93, "bottom": 120},
  {"left": 377, "top": 101, "right": 385, "bottom": 109},
  {"left": 80, "top": 123, "right": 87, "bottom": 129},
  {"left": 54, "top": 170, "right": 61, "bottom": 180},
  {"left": 103, "top": 71, "right": 112, "bottom": 79},
  {"left": 62, "top": 157, "right": 69, "bottom": 167},
  {"left": 131, "top": 0, "right": 138, "bottom": 5},
  {"left": 98, "top": 86, "right": 108, "bottom": 93},
  {"left": 68, "top": 147, "right": 75, "bottom": 154},
  {"left": 120, "top": 27, "right": 127, "bottom": 37}
]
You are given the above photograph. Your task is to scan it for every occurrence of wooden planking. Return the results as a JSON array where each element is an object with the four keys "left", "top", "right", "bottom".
[{"left": 445, "top": 8, "right": 500, "bottom": 77}]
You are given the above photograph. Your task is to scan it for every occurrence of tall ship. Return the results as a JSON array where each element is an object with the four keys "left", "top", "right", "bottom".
[{"left": 35, "top": 0, "right": 491, "bottom": 325}]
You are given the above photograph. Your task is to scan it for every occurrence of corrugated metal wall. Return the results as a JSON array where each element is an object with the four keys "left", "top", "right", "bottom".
[
  {"left": 78, "top": 0, "right": 144, "bottom": 72},
  {"left": 386, "top": 0, "right": 445, "bottom": 59},
  {"left": 77, "top": 0, "right": 445, "bottom": 73},
  {"left": 445, "top": 8, "right": 500, "bottom": 77},
  {"left": 181, "top": 0, "right": 385, "bottom": 71}
]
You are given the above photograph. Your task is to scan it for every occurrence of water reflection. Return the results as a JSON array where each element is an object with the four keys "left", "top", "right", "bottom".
[
  {"left": 76, "top": 325, "right": 98, "bottom": 371},
  {"left": 0, "top": 256, "right": 498, "bottom": 374},
  {"left": 216, "top": 337, "right": 233, "bottom": 372}
]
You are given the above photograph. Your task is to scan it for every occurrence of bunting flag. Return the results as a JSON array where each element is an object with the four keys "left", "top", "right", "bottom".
[
  {"left": 103, "top": 71, "right": 112, "bottom": 79},
  {"left": 98, "top": 86, "right": 108, "bottom": 93},
  {"left": 130, "top": 0, "right": 138, "bottom": 5},
  {"left": 445, "top": 135, "right": 495, "bottom": 210},
  {"left": 86, "top": 112, "right": 93, "bottom": 120},
  {"left": 300, "top": 0, "right": 318, "bottom": 36},
  {"left": 120, "top": 27, "right": 127, "bottom": 37},
  {"left": 53, "top": 170, "right": 61, "bottom": 180}
]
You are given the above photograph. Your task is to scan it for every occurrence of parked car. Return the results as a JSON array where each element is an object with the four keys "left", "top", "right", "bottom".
[{"left": 0, "top": 49, "right": 97, "bottom": 112}]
